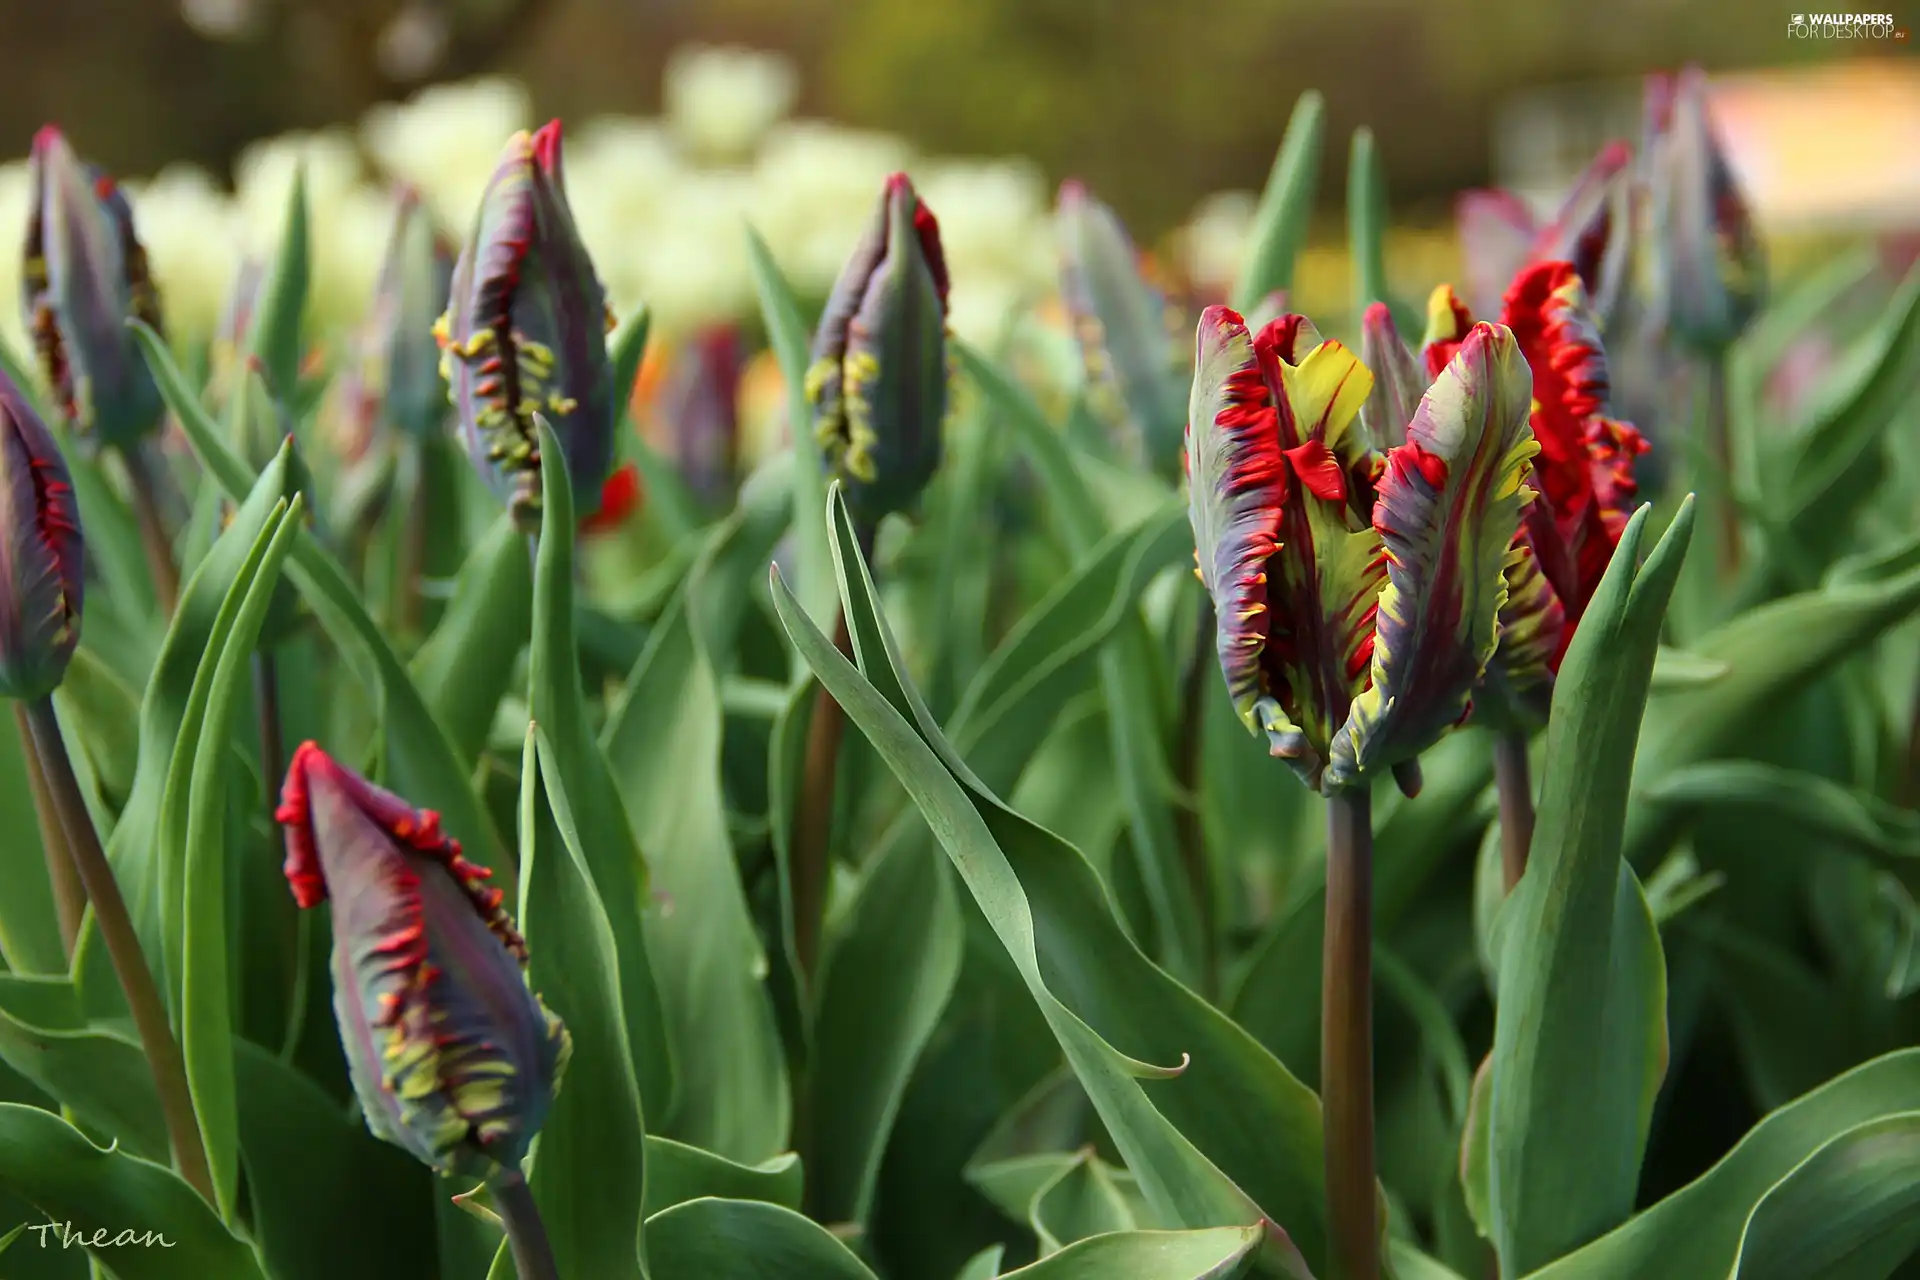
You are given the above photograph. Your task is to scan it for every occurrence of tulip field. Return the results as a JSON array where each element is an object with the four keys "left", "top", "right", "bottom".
[{"left": 0, "top": 44, "right": 1918, "bottom": 1280}]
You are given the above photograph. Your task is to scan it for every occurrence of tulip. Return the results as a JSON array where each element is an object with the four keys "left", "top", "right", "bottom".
[
  {"left": 0, "top": 369, "right": 83, "bottom": 704},
  {"left": 1188, "top": 309, "right": 1537, "bottom": 796},
  {"left": 276, "top": 741, "right": 569, "bottom": 1177},
  {"left": 22, "top": 127, "right": 166, "bottom": 451},
  {"left": 804, "top": 171, "right": 950, "bottom": 532},
  {"left": 655, "top": 322, "right": 745, "bottom": 509},
  {"left": 1386, "top": 262, "right": 1650, "bottom": 893},
  {"left": 1640, "top": 67, "right": 1764, "bottom": 581},
  {"left": 436, "top": 121, "right": 617, "bottom": 533},
  {"left": 1055, "top": 180, "right": 1188, "bottom": 472},
  {"left": 352, "top": 187, "right": 456, "bottom": 445},
  {"left": 1186, "top": 306, "right": 1536, "bottom": 1280},
  {"left": 1641, "top": 66, "right": 1764, "bottom": 355},
  {"left": 23, "top": 127, "right": 182, "bottom": 612}
]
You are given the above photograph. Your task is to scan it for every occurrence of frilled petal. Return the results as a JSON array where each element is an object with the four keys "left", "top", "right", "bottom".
[
  {"left": 1185, "top": 306, "right": 1305, "bottom": 764},
  {"left": 1499, "top": 261, "right": 1609, "bottom": 520},
  {"left": 277, "top": 742, "right": 569, "bottom": 1177},
  {"left": 1478, "top": 530, "right": 1566, "bottom": 728},
  {"left": 1419, "top": 285, "right": 1477, "bottom": 380},
  {"left": 0, "top": 373, "right": 83, "bottom": 701},
  {"left": 1455, "top": 189, "right": 1538, "bottom": 320},
  {"left": 806, "top": 173, "right": 949, "bottom": 525},
  {"left": 438, "top": 122, "right": 616, "bottom": 530},
  {"left": 1331, "top": 323, "right": 1537, "bottom": 788},
  {"left": 1057, "top": 181, "right": 1188, "bottom": 470},
  {"left": 1261, "top": 327, "right": 1383, "bottom": 791}
]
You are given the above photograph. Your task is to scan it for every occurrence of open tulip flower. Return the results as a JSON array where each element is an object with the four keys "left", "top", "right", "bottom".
[
  {"left": 276, "top": 742, "right": 570, "bottom": 1182},
  {"left": 1186, "top": 305, "right": 1539, "bottom": 796},
  {"left": 1375, "top": 260, "right": 1651, "bottom": 725}
]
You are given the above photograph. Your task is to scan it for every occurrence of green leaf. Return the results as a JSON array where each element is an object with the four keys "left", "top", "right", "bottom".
[
  {"left": 1232, "top": 91, "right": 1326, "bottom": 312},
  {"left": 745, "top": 227, "right": 835, "bottom": 636},
  {"left": 642, "top": 1137, "right": 803, "bottom": 1218},
  {"left": 1489, "top": 498, "right": 1696, "bottom": 1277},
  {"left": 956, "top": 342, "right": 1199, "bottom": 980},
  {"left": 0, "top": 710, "right": 66, "bottom": 975},
  {"left": 999, "top": 1225, "right": 1264, "bottom": 1279},
  {"left": 243, "top": 165, "right": 310, "bottom": 401},
  {"left": 497, "top": 728, "right": 651, "bottom": 1280},
  {"left": 1346, "top": 126, "right": 1410, "bottom": 336},
  {"left": 0, "top": 1103, "right": 267, "bottom": 1278},
  {"left": 1648, "top": 646, "right": 1729, "bottom": 691},
  {"left": 410, "top": 512, "right": 534, "bottom": 767},
  {"left": 55, "top": 645, "right": 141, "bottom": 813},
  {"left": 644, "top": 1197, "right": 877, "bottom": 1279},
  {"left": 232, "top": 1039, "right": 439, "bottom": 1280},
  {"left": 133, "top": 319, "right": 508, "bottom": 868},
  {"left": 1389, "top": 1239, "right": 1471, "bottom": 1280},
  {"left": 1630, "top": 552, "right": 1920, "bottom": 858},
  {"left": 1032, "top": 1151, "right": 1145, "bottom": 1252},
  {"left": 956, "top": 1244, "right": 1007, "bottom": 1280},
  {"left": 101, "top": 439, "right": 298, "bottom": 1007},
  {"left": 808, "top": 812, "right": 963, "bottom": 1224},
  {"left": 601, "top": 590, "right": 788, "bottom": 1161},
  {"left": 529, "top": 416, "right": 675, "bottom": 1124},
  {"left": 0, "top": 975, "right": 165, "bottom": 1162},
  {"left": 772, "top": 487, "right": 1324, "bottom": 1279},
  {"left": 1526, "top": 1050, "right": 1920, "bottom": 1278},
  {"left": 1729, "top": 1111, "right": 1920, "bottom": 1278},
  {"left": 177, "top": 495, "right": 304, "bottom": 1223}
]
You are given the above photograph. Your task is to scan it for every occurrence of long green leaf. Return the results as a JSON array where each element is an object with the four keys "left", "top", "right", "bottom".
[
  {"left": 1730, "top": 1111, "right": 1920, "bottom": 1278},
  {"left": 1000, "top": 1225, "right": 1264, "bottom": 1279},
  {"left": 529, "top": 416, "right": 675, "bottom": 1123},
  {"left": 0, "top": 709, "right": 65, "bottom": 974},
  {"left": 1526, "top": 1049, "right": 1920, "bottom": 1278},
  {"left": 1488, "top": 498, "right": 1696, "bottom": 1277},
  {"left": 645, "top": 1197, "right": 876, "bottom": 1278},
  {"left": 243, "top": 166, "right": 310, "bottom": 401},
  {"left": 491, "top": 728, "right": 650, "bottom": 1280},
  {"left": 601, "top": 591, "right": 787, "bottom": 1160},
  {"left": 0, "top": 1103, "right": 267, "bottom": 1279},
  {"left": 133, "top": 319, "right": 507, "bottom": 867},
  {"left": 1232, "top": 91, "right": 1326, "bottom": 313},
  {"left": 0, "top": 975, "right": 165, "bottom": 1162},
  {"left": 745, "top": 226, "right": 835, "bottom": 636},
  {"left": 410, "top": 512, "right": 533, "bottom": 767},
  {"left": 772, "top": 486, "right": 1324, "bottom": 1279},
  {"left": 642, "top": 1137, "right": 803, "bottom": 1219},
  {"left": 179, "top": 495, "right": 304, "bottom": 1223}
]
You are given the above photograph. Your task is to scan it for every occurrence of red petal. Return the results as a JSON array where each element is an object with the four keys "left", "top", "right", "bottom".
[{"left": 1284, "top": 439, "right": 1348, "bottom": 503}]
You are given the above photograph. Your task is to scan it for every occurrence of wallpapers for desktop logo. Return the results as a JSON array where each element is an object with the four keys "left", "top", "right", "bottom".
[{"left": 1788, "top": 11, "right": 1908, "bottom": 37}]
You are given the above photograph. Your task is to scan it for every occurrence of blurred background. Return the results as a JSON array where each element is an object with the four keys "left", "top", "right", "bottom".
[{"left": 0, "top": 0, "right": 1912, "bottom": 367}]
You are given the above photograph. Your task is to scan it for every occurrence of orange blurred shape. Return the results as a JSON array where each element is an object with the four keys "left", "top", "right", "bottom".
[{"left": 581, "top": 462, "right": 644, "bottom": 535}]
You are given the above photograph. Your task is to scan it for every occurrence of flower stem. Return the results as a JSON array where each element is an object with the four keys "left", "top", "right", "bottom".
[
  {"left": 22, "top": 695, "right": 213, "bottom": 1204},
  {"left": 1174, "top": 598, "right": 1218, "bottom": 999},
  {"left": 1322, "top": 784, "right": 1378, "bottom": 1280},
  {"left": 396, "top": 440, "right": 428, "bottom": 636},
  {"left": 490, "top": 1166, "right": 560, "bottom": 1280},
  {"left": 120, "top": 442, "right": 181, "bottom": 615},
  {"left": 791, "top": 604, "right": 853, "bottom": 987},
  {"left": 1701, "top": 353, "right": 1740, "bottom": 581},
  {"left": 13, "top": 701, "right": 84, "bottom": 961},
  {"left": 1492, "top": 730, "right": 1536, "bottom": 895},
  {"left": 254, "top": 652, "right": 286, "bottom": 811}
]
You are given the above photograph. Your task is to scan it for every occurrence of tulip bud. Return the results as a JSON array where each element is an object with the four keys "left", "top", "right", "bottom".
[
  {"left": 436, "top": 121, "right": 616, "bottom": 532},
  {"left": 356, "top": 188, "right": 455, "bottom": 444},
  {"left": 0, "top": 369, "right": 84, "bottom": 701},
  {"left": 21, "top": 127, "right": 166, "bottom": 451},
  {"left": 1055, "top": 180, "right": 1187, "bottom": 471},
  {"left": 1642, "top": 66, "right": 1765, "bottom": 352},
  {"left": 276, "top": 742, "right": 569, "bottom": 1178},
  {"left": 805, "top": 172, "right": 950, "bottom": 528}
]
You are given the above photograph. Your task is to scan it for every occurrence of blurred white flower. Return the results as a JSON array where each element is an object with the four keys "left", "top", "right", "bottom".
[
  {"left": 312, "top": 184, "right": 402, "bottom": 338},
  {"left": 566, "top": 118, "right": 687, "bottom": 322},
  {"left": 234, "top": 128, "right": 363, "bottom": 240},
  {"left": 753, "top": 121, "right": 915, "bottom": 294},
  {"left": 1183, "top": 189, "right": 1257, "bottom": 296},
  {"left": 121, "top": 165, "right": 242, "bottom": 344},
  {"left": 664, "top": 45, "right": 799, "bottom": 165},
  {"left": 632, "top": 170, "right": 759, "bottom": 335},
  {"left": 944, "top": 272, "right": 1026, "bottom": 348},
  {"left": 915, "top": 158, "right": 1054, "bottom": 304},
  {"left": 0, "top": 161, "right": 30, "bottom": 359},
  {"left": 360, "top": 76, "right": 531, "bottom": 234}
]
